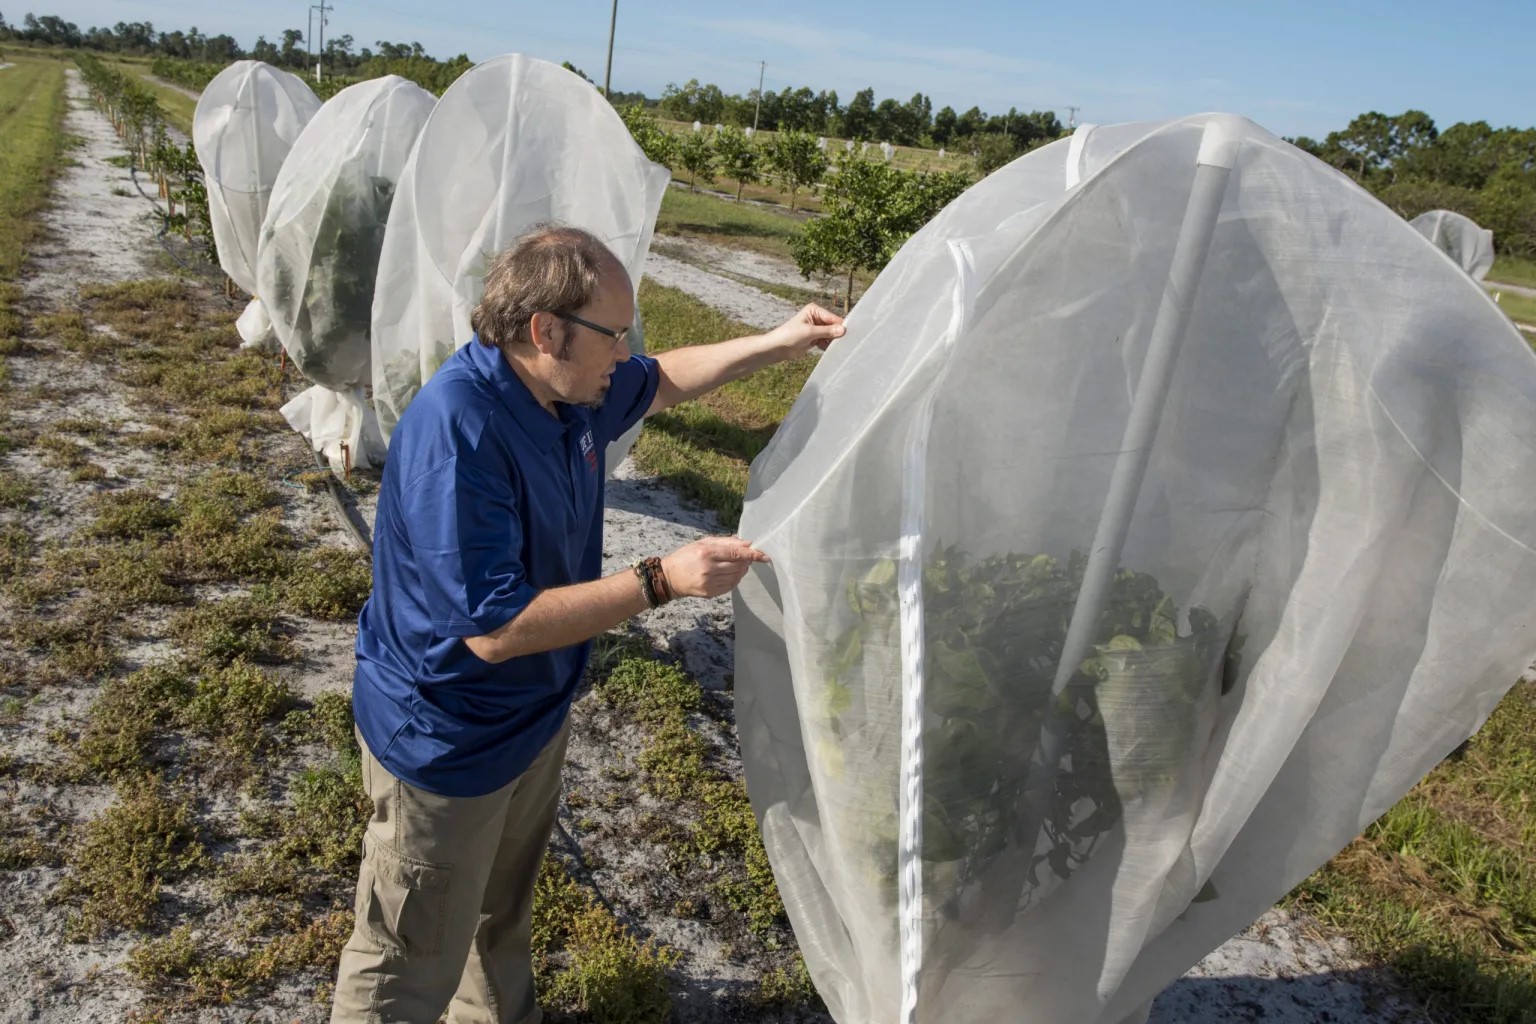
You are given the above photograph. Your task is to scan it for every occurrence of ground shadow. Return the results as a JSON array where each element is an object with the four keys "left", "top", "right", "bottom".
[{"left": 1147, "top": 968, "right": 1428, "bottom": 1024}]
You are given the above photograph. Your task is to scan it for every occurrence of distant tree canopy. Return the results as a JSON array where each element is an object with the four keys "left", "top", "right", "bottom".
[
  {"left": 655, "top": 76, "right": 1063, "bottom": 152},
  {"left": 1289, "top": 110, "right": 1536, "bottom": 256}
]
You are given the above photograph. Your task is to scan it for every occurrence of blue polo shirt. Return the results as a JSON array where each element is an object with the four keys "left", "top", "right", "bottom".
[{"left": 353, "top": 336, "right": 659, "bottom": 797}]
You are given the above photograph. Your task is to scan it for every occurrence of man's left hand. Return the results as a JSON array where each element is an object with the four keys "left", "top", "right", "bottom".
[{"left": 766, "top": 304, "right": 846, "bottom": 360}]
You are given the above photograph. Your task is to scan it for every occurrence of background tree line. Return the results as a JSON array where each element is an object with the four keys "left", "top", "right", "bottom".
[
  {"left": 1291, "top": 110, "right": 1536, "bottom": 256},
  {"left": 657, "top": 77, "right": 1064, "bottom": 153}
]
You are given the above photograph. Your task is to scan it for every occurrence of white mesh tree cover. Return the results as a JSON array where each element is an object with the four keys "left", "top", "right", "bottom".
[
  {"left": 1410, "top": 209, "right": 1496, "bottom": 281},
  {"left": 257, "top": 76, "right": 436, "bottom": 472},
  {"left": 733, "top": 115, "right": 1536, "bottom": 1024},
  {"left": 370, "top": 54, "right": 670, "bottom": 471},
  {"left": 193, "top": 61, "right": 321, "bottom": 349}
]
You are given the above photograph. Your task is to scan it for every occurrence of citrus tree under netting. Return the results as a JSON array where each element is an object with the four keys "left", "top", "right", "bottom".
[
  {"left": 192, "top": 60, "right": 322, "bottom": 347},
  {"left": 733, "top": 114, "right": 1536, "bottom": 1024},
  {"left": 1410, "top": 208, "right": 1496, "bottom": 281},
  {"left": 256, "top": 75, "right": 436, "bottom": 471},
  {"left": 369, "top": 53, "right": 671, "bottom": 471}
]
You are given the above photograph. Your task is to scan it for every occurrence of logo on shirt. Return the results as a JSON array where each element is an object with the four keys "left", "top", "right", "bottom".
[{"left": 580, "top": 429, "right": 597, "bottom": 473}]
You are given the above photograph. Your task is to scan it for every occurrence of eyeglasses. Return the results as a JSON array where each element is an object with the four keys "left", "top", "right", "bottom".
[{"left": 557, "top": 312, "right": 630, "bottom": 351}]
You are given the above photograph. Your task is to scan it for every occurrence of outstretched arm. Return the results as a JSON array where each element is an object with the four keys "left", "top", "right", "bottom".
[{"left": 647, "top": 303, "right": 846, "bottom": 416}]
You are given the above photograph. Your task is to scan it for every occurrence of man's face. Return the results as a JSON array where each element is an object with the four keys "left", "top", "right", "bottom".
[{"left": 548, "top": 269, "right": 635, "bottom": 409}]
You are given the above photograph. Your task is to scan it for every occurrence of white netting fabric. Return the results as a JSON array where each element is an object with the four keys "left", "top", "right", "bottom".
[
  {"left": 1410, "top": 209, "right": 1496, "bottom": 281},
  {"left": 257, "top": 76, "right": 436, "bottom": 471},
  {"left": 370, "top": 54, "right": 670, "bottom": 471},
  {"left": 733, "top": 115, "right": 1536, "bottom": 1024},
  {"left": 193, "top": 61, "right": 321, "bottom": 348}
]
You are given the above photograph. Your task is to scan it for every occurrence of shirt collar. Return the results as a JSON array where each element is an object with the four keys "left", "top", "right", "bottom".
[{"left": 467, "top": 335, "right": 571, "bottom": 452}]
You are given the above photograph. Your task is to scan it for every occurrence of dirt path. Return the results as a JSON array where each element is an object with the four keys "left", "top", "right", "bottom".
[
  {"left": 644, "top": 247, "right": 803, "bottom": 330},
  {"left": 1486, "top": 278, "right": 1536, "bottom": 300},
  {"left": 149, "top": 75, "right": 200, "bottom": 104}
]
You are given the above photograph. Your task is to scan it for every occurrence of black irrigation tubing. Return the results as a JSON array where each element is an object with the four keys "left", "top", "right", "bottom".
[
  {"left": 311, "top": 447, "right": 375, "bottom": 555},
  {"left": 125, "top": 159, "right": 228, "bottom": 289}
]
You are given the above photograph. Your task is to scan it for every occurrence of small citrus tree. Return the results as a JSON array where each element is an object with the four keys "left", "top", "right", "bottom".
[
  {"left": 792, "top": 154, "right": 970, "bottom": 311},
  {"left": 676, "top": 129, "right": 716, "bottom": 191},
  {"left": 619, "top": 103, "right": 675, "bottom": 167},
  {"left": 713, "top": 125, "right": 761, "bottom": 202},
  {"left": 765, "top": 130, "right": 829, "bottom": 211}
]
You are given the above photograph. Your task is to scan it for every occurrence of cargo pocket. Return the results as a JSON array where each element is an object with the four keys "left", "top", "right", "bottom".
[{"left": 355, "top": 831, "right": 451, "bottom": 957}]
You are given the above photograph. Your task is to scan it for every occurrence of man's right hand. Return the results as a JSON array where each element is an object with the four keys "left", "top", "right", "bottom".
[{"left": 661, "top": 537, "right": 771, "bottom": 599}]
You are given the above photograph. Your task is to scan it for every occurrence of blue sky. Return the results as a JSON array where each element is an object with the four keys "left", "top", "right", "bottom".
[{"left": 24, "top": 0, "right": 1536, "bottom": 138}]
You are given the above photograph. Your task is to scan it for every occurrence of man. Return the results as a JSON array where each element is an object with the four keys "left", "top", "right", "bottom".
[{"left": 331, "top": 224, "right": 845, "bottom": 1023}]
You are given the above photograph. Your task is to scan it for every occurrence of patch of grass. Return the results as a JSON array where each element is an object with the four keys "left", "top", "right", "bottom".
[
  {"left": 79, "top": 278, "right": 192, "bottom": 318},
  {"left": 89, "top": 487, "right": 178, "bottom": 538},
  {"left": 0, "top": 800, "right": 60, "bottom": 870},
  {"left": 166, "top": 474, "right": 294, "bottom": 583},
  {"left": 126, "top": 910, "right": 352, "bottom": 1011},
  {"left": 750, "top": 955, "right": 822, "bottom": 1013},
  {"left": 656, "top": 187, "right": 804, "bottom": 261},
  {"left": 180, "top": 660, "right": 298, "bottom": 763},
  {"left": 0, "top": 467, "right": 34, "bottom": 509},
  {"left": 0, "top": 522, "right": 31, "bottom": 581},
  {"left": 284, "top": 690, "right": 357, "bottom": 756},
  {"left": 141, "top": 408, "right": 274, "bottom": 463},
  {"left": 53, "top": 416, "right": 112, "bottom": 442},
  {"left": 180, "top": 509, "right": 296, "bottom": 582},
  {"left": 33, "top": 310, "right": 108, "bottom": 357},
  {"left": 630, "top": 420, "right": 753, "bottom": 528},
  {"left": 1490, "top": 256, "right": 1536, "bottom": 290},
  {"left": 0, "top": 61, "right": 67, "bottom": 332},
  {"left": 632, "top": 280, "right": 816, "bottom": 528},
  {"left": 169, "top": 593, "right": 294, "bottom": 665},
  {"left": 283, "top": 547, "right": 372, "bottom": 620},
  {"left": 254, "top": 757, "right": 369, "bottom": 875},
  {"left": 9, "top": 609, "right": 120, "bottom": 685},
  {"left": 68, "top": 541, "right": 184, "bottom": 610},
  {"left": 74, "top": 662, "right": 195, "bottom": 779},
  {"left": 597, "top": 658, "right": 701, "bottom": 723},
  {"left": 1493, "top": 289, "right": 1536, "bottom": 330},
  {"left": 58, "top": 775, "right": 206, "bottom": 938},
  {"left": 1288, "top": 681, "right": 1536, "bottom": 1023},
  {"left": 596, "top": 653, "right": 789, "bottom": 941},
  {"left": 697, "top": 779, "right": 786, "bottom": 939},
  {"left": 534, "top": 855, "right": 679, "bottom": 1024},
  {"left": 176, "top": 468, "right": 281, "bottom": 522}
]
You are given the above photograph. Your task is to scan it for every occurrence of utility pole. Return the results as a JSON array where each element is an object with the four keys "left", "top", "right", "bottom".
[
  {"left": 602, "top": 0, "right": 617, "bottom": 99},
  {"left": 312, "top": 0, "right": 333, "bottom": 82},
  {"left": 306, "top": 6, "right": 314, "bottom": 71},
  {"left": 752, "top": 60, "right": 765, "bottom": 133},
  {"left": 1066, "top": 105, "right": 1080, "bottom": 129}
]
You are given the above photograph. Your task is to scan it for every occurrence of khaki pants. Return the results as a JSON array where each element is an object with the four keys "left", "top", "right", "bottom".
[{"left": 330, "top": 719, "right": 571, "bottom": 1024}]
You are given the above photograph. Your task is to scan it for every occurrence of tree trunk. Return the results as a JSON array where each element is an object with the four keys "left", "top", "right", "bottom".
[
  {"left": 790, "top": 187, "right": 798, "bottom": 212},
  {"left": 735, "top": 179, "right": 744, "bottom": 202},
  {"left": 844, "top": 268, "right": 854, "bottom": 314}
]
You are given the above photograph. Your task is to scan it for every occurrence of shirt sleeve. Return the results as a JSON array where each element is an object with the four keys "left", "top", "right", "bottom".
[
  {"left": 594, "top": 353, "right": 661, "bottom": 446},
  {"left": 400, "top": 453, "right": 538, "bottom": 638}
]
